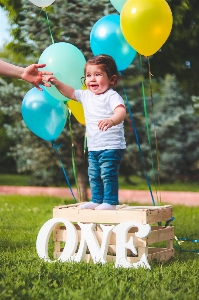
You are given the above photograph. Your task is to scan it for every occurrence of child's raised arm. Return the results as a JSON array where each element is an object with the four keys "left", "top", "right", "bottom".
[{"left": 44, "top": 75, "right": 76, "bottom": 100}]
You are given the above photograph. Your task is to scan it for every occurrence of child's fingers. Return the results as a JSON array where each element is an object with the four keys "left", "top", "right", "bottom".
[
  {"left": 98, "top": 119, "right": 111, "bottom": 131},
  {"left": 42, "top": 75, "right": 53, "bottom": 82},
  {"left": 43, "top": 82, "right": 51, "bottom": 87}
]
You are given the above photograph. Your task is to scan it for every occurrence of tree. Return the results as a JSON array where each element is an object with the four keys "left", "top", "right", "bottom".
[
  {"left": 1, "top": 0, "right": 199, "bottom": 197},
  {"left": 0, "top": 0, "right": 116, "bottom": 201},
  {"left": 150, "top": 0, "right": 199, "bottom": 95},
  {"left": 149, "top": 74, "right": 199, "bottom": 181}
]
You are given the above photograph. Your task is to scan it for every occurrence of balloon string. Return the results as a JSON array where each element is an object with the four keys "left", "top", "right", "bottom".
[
  {"left": 83, "top": 131, "right": 87, "bottom": 171},
  {"left": 39, "top": 9, "right": 54, "bottom": 44},
  {"left": 68, "top": 109, "right": 82, "bottom": 202},
  {"left": 121, "top": 80, "right": 155, "bottom": 206},
  {"left": 147, "top": 57, "right": 162, "bottom": 203},
  {"left": 45, "top": 11, "right": 54, "bottom": 44},
  {"left": 139, "top": 56, "right": 161, "bottom": 205},
  {"left": 51, "top": 141, "right": 77, "bottom": 202},
  {"left": 147, "top": 57, "right": 154, "bottom": 112},
  {"left": 174, "top": 236, "right": 199, "bottom": 253}
]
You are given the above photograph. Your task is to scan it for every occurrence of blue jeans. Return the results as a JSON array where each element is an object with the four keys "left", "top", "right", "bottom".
[{"left": 88, "top": 149, "right": 125, "bottom": 205}]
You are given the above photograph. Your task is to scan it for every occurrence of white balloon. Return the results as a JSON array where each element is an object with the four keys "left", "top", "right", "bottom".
[{"left": 29, "top": 0, "right": 55, "bottom": 8}]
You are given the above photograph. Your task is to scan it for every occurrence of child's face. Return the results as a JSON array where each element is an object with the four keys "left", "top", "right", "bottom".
[{"left": 85, "top": 64, "right": 116, "bottom": 95}]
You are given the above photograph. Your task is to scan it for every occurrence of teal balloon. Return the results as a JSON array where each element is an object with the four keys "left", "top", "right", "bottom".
[
  {"left": 110, "top": 0, "right": 126, "bottom": 13},
  {"left": 38, "top": 42, "right": 86, "bottom": 101},
  {"left": 22, "top": 87, "right": 68, "bottom": 141},
  {"left": 90, "top": 14, "right": 136, "bottom": 72}
]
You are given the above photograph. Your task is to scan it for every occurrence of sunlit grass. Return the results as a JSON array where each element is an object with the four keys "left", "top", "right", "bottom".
[{"left": 0, "top": 195, "right": 199, "bottom": 299}]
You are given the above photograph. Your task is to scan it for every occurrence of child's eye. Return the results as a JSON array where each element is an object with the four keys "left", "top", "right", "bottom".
[
  {"left": 96, "top": 73, "right": 101, "bottom": 76},
  {"left": 86, "top": 74, "right": 91, "bottom": 77}
]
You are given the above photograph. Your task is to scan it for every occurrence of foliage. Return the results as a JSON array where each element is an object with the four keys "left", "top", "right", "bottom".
[
  {"left": 192, "top": 95, "right": 199, "bottom": 115},
  {"left": 0, "top": 0, "right": 113, "bottom": 191},
  {"left": 0, "top": 110, "right": 16, "bottom": 173},
  {"left": 151, "top": 0, "right": 199, "bottom": 95},
  {"left": 149, "top": 74, "right": 199, "bottom": 181},
  {"left": 0, "top": 0, "right": 199, "bottom": 189},
  {"left": 0, "top": 195, "right": 199, "bottom": 299}
]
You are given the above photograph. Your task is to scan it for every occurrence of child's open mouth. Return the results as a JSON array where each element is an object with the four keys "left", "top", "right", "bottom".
[{"left": 90, "top": 84, "right": 99, "bottom": 89}]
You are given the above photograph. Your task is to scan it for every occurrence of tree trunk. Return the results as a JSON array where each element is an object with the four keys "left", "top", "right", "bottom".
[
  {"left": 77, "top": 166, "right": 89, "bottom": 202},
  {"left": 74, "top": 137, "right": 89, "bottom": 202}
]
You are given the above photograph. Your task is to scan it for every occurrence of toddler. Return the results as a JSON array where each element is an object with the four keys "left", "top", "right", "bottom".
[{"left": 45, "top": 54, "right": 126, "bottom": 210}]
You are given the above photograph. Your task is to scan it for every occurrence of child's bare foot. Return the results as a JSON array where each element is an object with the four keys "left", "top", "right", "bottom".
[
  {"left": 95, "top": 203, "right": 116, "bottom": 210},
  {"left": 78, "top": 202, "right": 100, "bottom": 209}
]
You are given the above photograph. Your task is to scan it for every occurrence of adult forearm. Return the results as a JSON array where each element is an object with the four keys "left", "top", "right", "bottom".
[{"left": 0, "top": 60, "right": 24, "bottom": 79}]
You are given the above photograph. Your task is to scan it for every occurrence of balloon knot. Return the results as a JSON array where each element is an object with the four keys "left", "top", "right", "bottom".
[{"left": 51, "top": 141, "right": 63, "bottom": 149}]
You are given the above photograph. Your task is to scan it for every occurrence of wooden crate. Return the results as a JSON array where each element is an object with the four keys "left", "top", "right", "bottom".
[{"left": 53, "top": 204, "right": 174, "bottom": 263}]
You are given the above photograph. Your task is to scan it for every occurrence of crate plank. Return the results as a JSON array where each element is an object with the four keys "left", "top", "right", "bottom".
[
  {"left": 147, "top": 226, "right": 174, "bottom": 245},
  {"left": 53, "top": 205, "right": 172, "bottom": 224}
]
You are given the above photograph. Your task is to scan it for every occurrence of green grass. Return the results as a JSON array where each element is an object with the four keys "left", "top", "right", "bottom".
[
  {"left": 0, "top": 173, "right": 199, "bottom": 192},
  {"left": 0, "top": 174, "right": 30, "bottom": 186},
  {"left": 119, "top": 175, "right": 199, "bottom": 192},
  {"left": 0, "top": 195, "right": 199, "bottom": 299}
]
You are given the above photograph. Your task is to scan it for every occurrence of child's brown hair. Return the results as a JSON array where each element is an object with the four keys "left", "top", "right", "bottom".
[{"left": 84, "top": 54, "right": 120, "bottom": 86}]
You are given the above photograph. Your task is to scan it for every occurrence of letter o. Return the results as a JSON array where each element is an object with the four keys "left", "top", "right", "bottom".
[{"left": 36, "top": 218, "right": 78, "bottom": 262}]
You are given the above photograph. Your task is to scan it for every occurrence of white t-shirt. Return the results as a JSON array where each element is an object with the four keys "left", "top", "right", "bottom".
[{"left": 74, "top": 89, "right": 126, "bottom": 151}]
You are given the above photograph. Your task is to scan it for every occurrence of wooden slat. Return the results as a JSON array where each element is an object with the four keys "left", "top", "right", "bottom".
[
  {"left": 148, "top": 248, "right": 174, "bottom": 261},
  {"left": 166, "top": 239, "right": 173, "bottom": 249},
  {"left": 53, "top": 205, "right": 172, "bottom": 224},
  {"left": 54, "top": 248, "right": 174, "bottom": 262},
  {"left": 54, "top": 242, "right": 61, "bottom": 252},
  {"left": 138, "top": 246, "right": 148, "bottom": 258},
  {"left": 147, "top": 226, "right": 174, "bottom": 245},
  {"left": 53, "top": 227, "right": 147, "bottom": 248}
]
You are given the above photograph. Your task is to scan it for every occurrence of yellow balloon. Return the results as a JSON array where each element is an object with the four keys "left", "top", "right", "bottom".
[
  {"left": 120, "top": 0, "right": 173, "bottom": 56},
  {"left": 67, "top": 100, "right": 85, "bottom": 126}
]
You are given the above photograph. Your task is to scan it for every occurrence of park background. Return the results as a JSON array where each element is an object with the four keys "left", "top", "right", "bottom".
[
  {"left": 0, "top": 0, "right": 199, "bottom": 202},
  {"left": 0, "top": 1, "right": 199, "bottom": 299}
]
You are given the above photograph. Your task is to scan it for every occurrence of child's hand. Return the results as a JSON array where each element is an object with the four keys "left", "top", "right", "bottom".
[
  {"left": 98, "top": 118, "right": 114, "bottom": 131},
  {"left": 42, "top": 75, "right": 58, "bottom": 86}
]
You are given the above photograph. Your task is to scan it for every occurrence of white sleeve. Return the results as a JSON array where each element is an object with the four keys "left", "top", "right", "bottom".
[
  {"left": 109, "top": 92, "right": 125, "bottom": 111},
  {"left": 74, "top": 89, "right": 84, "bottom": 103}
]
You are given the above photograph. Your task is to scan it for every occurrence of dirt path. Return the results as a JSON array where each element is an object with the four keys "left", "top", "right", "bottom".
[{"left": 0, "top": 186, "right": 199, "bottom": 206}]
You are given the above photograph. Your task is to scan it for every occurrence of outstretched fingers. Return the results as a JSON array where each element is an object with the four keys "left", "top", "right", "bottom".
[{"left": 41, "top": 71, "right": 53, "bottom": 75}]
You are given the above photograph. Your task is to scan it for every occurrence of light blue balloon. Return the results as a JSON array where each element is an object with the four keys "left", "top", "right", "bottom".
[
  {"left": 38, "top": 42, "right": 86, "bottom": 101},
  {"left": 110, "top": 0, "right": 126, "bottom": 13},
  {"left": 90, "top": 14, "right": 136, "bottom": 72},
  {"left": 22, "top": 87, "right": 68, "bottom": 141}
]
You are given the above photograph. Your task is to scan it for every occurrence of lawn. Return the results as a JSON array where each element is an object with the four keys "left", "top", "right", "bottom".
[
  {"left": 0, "top": 173, "right": 199, "bottom": 192},
  {"left": 0, "top": 195, "right": 199, "bottom": 299}
]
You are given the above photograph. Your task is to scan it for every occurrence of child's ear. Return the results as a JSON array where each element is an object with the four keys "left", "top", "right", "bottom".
[{"left": 110, "top": 75, "right": 117, "bottom": 85}]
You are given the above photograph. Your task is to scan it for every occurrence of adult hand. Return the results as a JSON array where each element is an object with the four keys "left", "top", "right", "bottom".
[{"left": 21, "top": 64, "right": 53, "bottom": 91}]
